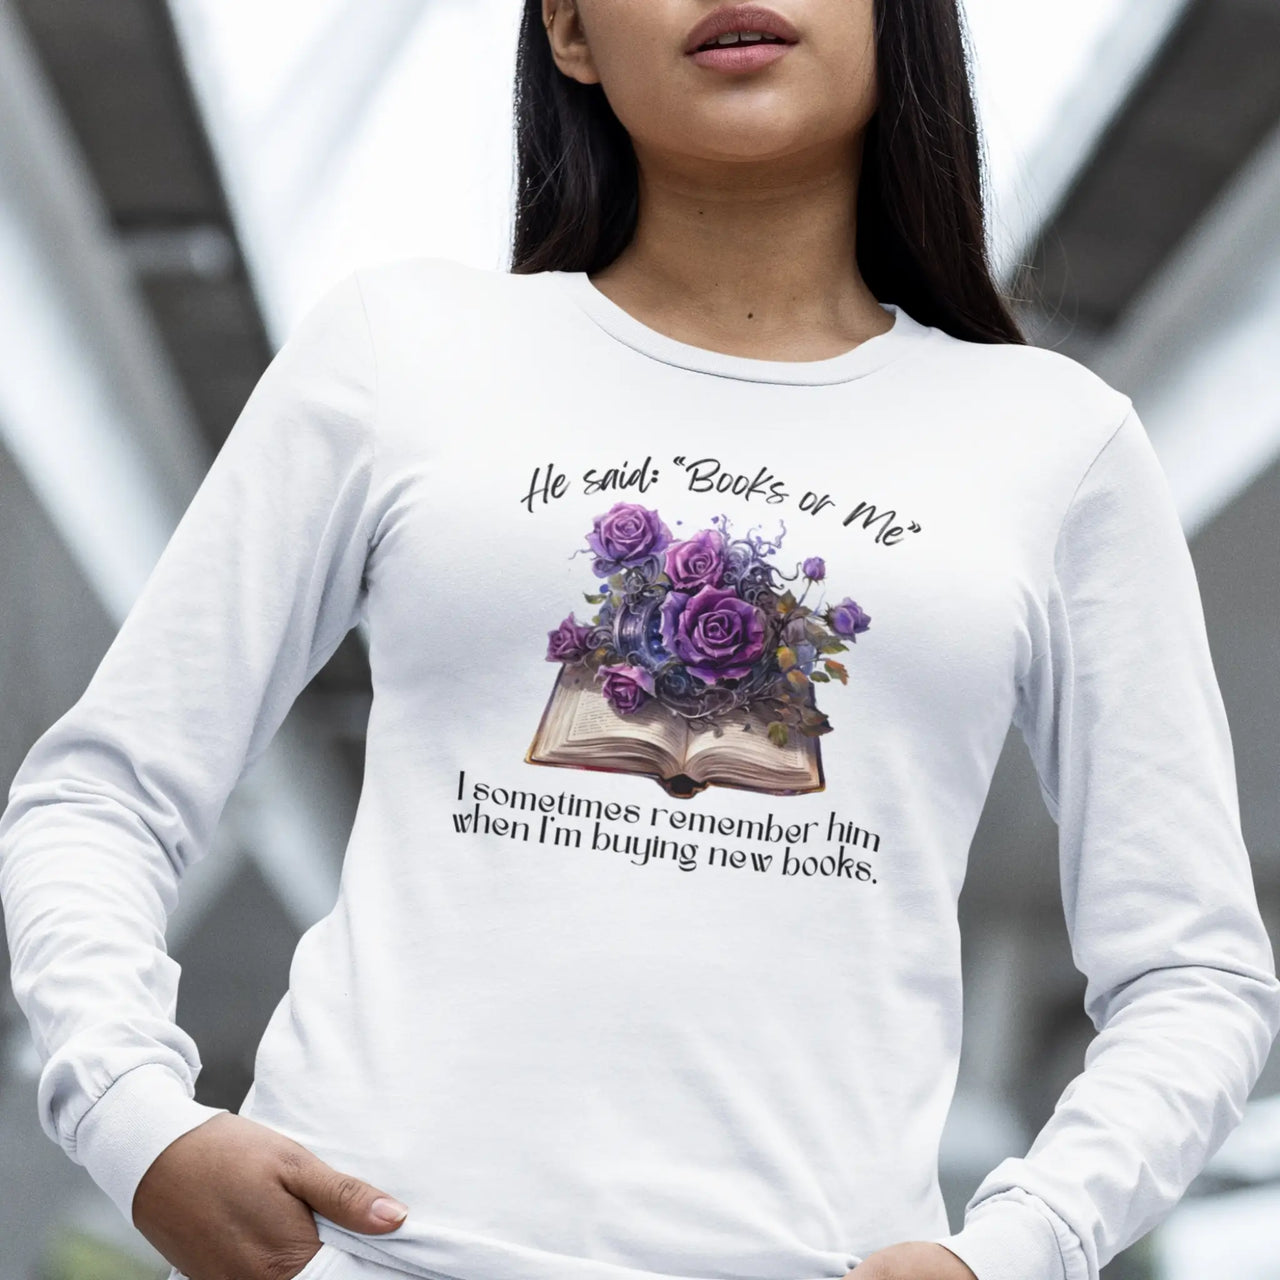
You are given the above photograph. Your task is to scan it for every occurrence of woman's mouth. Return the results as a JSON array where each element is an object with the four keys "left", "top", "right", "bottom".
[
  {"left": 683, "top": 5, "right": 800, "bottom": 74},
  {"left": 688, "top": 31, "right": 796, "bottom": 73}
]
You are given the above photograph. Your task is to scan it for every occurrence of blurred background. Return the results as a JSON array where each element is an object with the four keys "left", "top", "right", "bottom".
[{"left": 1, "top": 0, "right": 1279, "bottom": 1276}]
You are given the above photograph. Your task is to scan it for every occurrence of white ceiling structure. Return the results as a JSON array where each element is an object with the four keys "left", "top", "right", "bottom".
[{"left": 166, "top": 0, "right": 516, "bottom": 338}]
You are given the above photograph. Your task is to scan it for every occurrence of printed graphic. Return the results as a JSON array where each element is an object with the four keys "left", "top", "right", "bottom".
[{"left": 526, "top": 502, "right": 871, "bottom": 798}]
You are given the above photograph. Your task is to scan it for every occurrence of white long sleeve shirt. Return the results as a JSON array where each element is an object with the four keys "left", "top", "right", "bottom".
[{"left": 2, "top": 256, "right": 1278, "bottom": 1280}]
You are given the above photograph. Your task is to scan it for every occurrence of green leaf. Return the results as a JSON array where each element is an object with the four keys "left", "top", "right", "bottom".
[
  {"left": 816, "top": 636, "right": 848, "bottom": 654},
  {"left": 809, "top": 670, "right": 830, "bottom": 683},
  {"left": 583, "top": 592, "right": 608, "bottom": 604},
  {"left": 767, "top": 721, "right": 790, "bottom": 748},
  {"left": 797, "top": 718, "right": 834, "bottom": 738},
  {"left": 799, "top": 703, "right": 833, "bottom": 732},
  {"left": 777, "top": 590, "right": 798, "bottom": 615}
]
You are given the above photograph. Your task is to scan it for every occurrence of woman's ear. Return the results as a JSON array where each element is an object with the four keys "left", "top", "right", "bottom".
[{"left": 544, "top": 0, "right": 601, "bottom": 85}]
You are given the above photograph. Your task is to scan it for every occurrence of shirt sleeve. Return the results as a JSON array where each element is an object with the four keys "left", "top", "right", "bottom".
[
  {"left": 0, "top": 269, "right": 381, "bottom": 1227},
  {"left": 929, "top": 403, "right": 1280, "bottom": 1280}
]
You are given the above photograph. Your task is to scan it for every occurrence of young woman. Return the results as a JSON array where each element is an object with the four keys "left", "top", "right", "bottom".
[{"left": 3, "top": 3, "right": 1277, "bottom": 1280}]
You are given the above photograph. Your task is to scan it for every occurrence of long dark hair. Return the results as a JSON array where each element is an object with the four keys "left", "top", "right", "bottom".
[{"left": 510, "top": 0, "right": 1025, "bottom": 344}]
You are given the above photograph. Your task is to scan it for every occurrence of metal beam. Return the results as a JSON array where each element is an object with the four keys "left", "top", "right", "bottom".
[
  {"left": 991, "top": 0, "right": 1193, "bottom": 282},
  {"left": 167, "top": 0, "right": 430, "bottom": 339},
  {"left": 1084, "top": 118, "right": 1280, "bottom": 537}
]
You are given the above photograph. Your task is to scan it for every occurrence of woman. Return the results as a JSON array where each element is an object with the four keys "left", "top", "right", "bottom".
[{"left": 2, "top": 3, "right": 1277, "bottom": 1280}]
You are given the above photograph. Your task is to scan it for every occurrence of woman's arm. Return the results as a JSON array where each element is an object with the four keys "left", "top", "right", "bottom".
[
  {"left": 0, "top": 269, "right": 382, "bottom": 1227},
  {"left": 930, "top": 405, "right": 1280, "bottom": 1280}
]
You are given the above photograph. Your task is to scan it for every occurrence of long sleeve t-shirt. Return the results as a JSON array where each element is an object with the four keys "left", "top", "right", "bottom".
[{"left": 2, "top": 255, "right": 1279, "bottom": 1280}]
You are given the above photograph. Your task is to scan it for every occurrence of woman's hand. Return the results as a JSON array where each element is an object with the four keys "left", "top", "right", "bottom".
[
  {"left": 844, "top": 1241, "right": 979, "bottom": 1279},
  {"left": 132, "top": 1112, "right": 409, "bottom": 1279}
]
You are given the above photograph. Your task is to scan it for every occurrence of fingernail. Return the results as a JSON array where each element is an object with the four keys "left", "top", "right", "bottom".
[{"left": 370, "top": 1196, "right": 409, "bottom": 1224}]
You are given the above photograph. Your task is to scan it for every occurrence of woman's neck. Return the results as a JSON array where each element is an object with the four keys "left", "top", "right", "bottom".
[{"left": 587, "top": 135, "right": 890, "bottom": 362}]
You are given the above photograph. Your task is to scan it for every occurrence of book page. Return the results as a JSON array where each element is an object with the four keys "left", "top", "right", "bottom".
[
  {"left": 530, "top": 666, "right": 687, "bottom": 778},
  {"left": 566, "top": 684, "right": 684, "bottom": 752},
  {"left": 686, "top": 704, "right": 817, "bottom": 787},
  {"left": 563, "top": 676, "right": 687, "bottom": 756}
]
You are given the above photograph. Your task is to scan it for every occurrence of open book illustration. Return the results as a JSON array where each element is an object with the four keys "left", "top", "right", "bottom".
[
  {"left": 529, "top": 502, "right": 873, "bottom": 799},
  {"left": 527, "top": 663, "right": 824, "bottom": 798}
]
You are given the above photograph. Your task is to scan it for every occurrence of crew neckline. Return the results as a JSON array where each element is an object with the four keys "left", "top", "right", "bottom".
[{"left": 550, "top": 268, "right": 934, "bottom": 385}]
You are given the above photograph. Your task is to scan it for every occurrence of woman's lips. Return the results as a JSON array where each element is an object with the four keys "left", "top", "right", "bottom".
[{"left": 687, "top": 41, "right": 795, "bottom": 72}]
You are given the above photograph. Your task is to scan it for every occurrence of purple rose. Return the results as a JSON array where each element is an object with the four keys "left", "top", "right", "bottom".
[
  {"left": 546, "top": 613, "right": 593, "bottom": 663},
  {"left": 659, "top": 585, "right": 766, "bottom": 684},
  {"left": 587, "top": 502, "right": 672, "bottom": 569},
  {"left": 597, "top": 663, "right": 655, "bottom": 714},
  {"left": 802, "top": 556, "right": 826, "bottom": 581},
  {"left": 827, "top": 597, "right": 871, "bottom": 640},
  {"left": 664, "top": 529, "right": 725, "bottom": 591}
]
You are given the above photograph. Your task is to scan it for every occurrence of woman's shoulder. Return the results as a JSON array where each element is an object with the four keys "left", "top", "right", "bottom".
[
  {"left": 349, "top": 253, "right": 548, "bottom": 340},
  {"left": 353, "top": 253, "right": 535, "bottom": 301},
  {"left": 917, "top": 317, "right": 1134, "bottom": 443}
]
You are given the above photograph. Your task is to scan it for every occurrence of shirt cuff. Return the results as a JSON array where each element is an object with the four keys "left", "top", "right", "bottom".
[
  {"left": 72, "top": 1062, "right": 230, "bottom": 1225},
  {"left": 930, "top": 1195, "right": 1069, "bottom": 1280}
]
